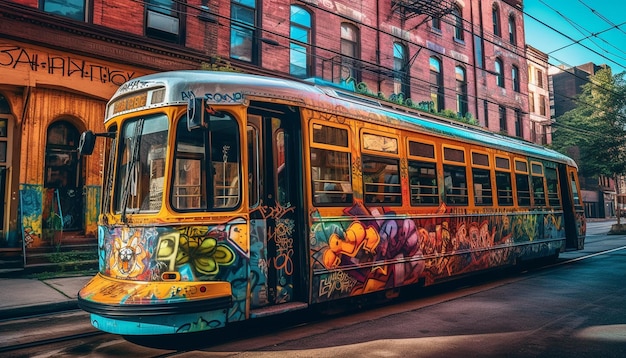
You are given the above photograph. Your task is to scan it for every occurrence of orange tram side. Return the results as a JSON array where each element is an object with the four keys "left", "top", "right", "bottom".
[{"left": 77, "top": 71, "right": 586, "bottom": 336}]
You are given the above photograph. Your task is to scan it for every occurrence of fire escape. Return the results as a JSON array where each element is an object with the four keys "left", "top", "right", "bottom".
[
  {"left": 391, "top": 0, "right": 457, "bottom": 26},
  {"left": 322, "top": 1, "right": 457, "bottom": 86}
]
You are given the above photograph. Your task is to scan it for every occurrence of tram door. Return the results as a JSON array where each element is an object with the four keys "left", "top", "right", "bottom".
[
  {"left": 560, "top": 164, "right": 584, "bottom": 249},
  {"left": 248, "top": 103, "right": 303, "bottom": 308}
]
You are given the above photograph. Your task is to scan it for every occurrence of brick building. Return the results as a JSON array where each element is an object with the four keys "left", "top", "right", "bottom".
[
  {"left": 0, "top": 0, "right": 530, "bottom": 270},
  {"left": 526, "top": 45, "right": 551, "bottom": 145}
]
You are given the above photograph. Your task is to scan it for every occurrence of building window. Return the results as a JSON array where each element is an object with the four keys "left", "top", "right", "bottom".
[
  {"left": 41, "top": 0, "right": 86, "bottom": 21},
  {"left": 474, "top": 35, "right": 484, "bottom": 68},
  {"left": 483, "top": 101, "right": 489, "bottom": 127},
  {"left": 455, "top": 66, "right": 468, "bottom": 117},
  {"left": 512, "top": 65, "right": 520, "bottom": 92},
  {"left": 536, "top": 69, "right": 544, "bottom": 88},
  {"left": 529, "top": 92, "right": 535, "bottom": 113},
  {"left": 539, "top": 94, "right": 547, "bottom": 115},
  {"left": 146, "top": 0, "right": 183, "bottom": 43},
  {"left": 492, "top": 3, "right": 501, "bottom": 37},
  {"left": 290, "top": 5, "right": 311, "bottom": 78},
  {"left": 432, "top": 16, "right": 441, "bottom": 31},
  {"left": 340, "top": 23, "right": 360, "bottom": 82},
  {"left": 508, "top": 14, "right": 516, "bottom": 45},
  {"left": 230, "top": 0, "right": 257, "bottom": 63},
  {"left": 499, "top": 106, "right": 507, "bottom": 132},
  {"left": 430, "top": 56, "right": 444, "bottom": 112},
  {"left": 515, "top": 110, "right": 523, "bottom": 137},
  {"left": 452, "top": 6, "right": 464, "bottom": 41},
  {"left": 495, "top": 58, "right": 504, "bottom": 88},
  {"left": 393, "top": 43, "right": 409, "bottom": 96}
]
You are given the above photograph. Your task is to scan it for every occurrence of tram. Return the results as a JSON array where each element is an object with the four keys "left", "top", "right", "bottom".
[{"left": 77, "top": 71, "right": 586, "bottom": 335}]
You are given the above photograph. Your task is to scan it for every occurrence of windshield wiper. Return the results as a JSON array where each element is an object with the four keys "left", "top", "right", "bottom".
[{"left": 120, "top": 118, "right": 144, "bottom": 223}]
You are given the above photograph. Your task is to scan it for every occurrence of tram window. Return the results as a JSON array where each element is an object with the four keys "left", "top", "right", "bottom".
[
  {"left": 311, "top": 124, "right": 352, "bottom": 206},
  {"left": 495, "top": 156, "right": 513, "bottom": 206},
  {"left": 496, "top": 171, "right": 513, "bottom": 206},
  {"left": 516, "top": 173, "right": 531, "bottom": 207},
  {"left": 531, "top": 162, "right": 546, "bottom": 207},
  {"left": 171, "top": 112, "right": 241, "bottom": 211},
  {"left": 472, "top": 168, "right": 493, "bottom": 205},
  {"left": 443, "top": 164, "right": 468, "bottom": 205},
  {"left": 532, "top": 175, "right": 546, "bottom": 206},
  {"left": 114, "top": 114, "right": 168, "bottom": 214},
  {"left": 275, "top": 128, "right": 291, "bottom": 207},
  {"left": 515, "top": 159, "right": 531, "bottom": 207},
  {"left": 408, "top": 161, "right": 439, "bottom": 206},
  {"left": 570, "top": 172, "right": 581, "bottom": 206},
  {"left": 545, "top": 167, "right": 560, "bottom": 208},
  {"left": 409, "top": 141, "right": 435, "bottom": 159},
  {"left": 311, "top": 148, "right": 352, "bottom": 205},
  {"left": 247, "top": 124, "right": 260, "bottom": 207},
  {"left": 363, "top": 155, "right": 401, "bottom": 205},
  {"left": 212, "top": 118, "right": 241, "bottom": 209}
]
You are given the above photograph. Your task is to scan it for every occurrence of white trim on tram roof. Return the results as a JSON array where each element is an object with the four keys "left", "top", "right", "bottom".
[{"left": 106, "top": 71, "right": 576, "bottom": 168}]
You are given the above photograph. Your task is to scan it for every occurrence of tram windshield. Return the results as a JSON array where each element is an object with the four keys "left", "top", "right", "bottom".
[
  {"left": 172, "top": 112, "right": 241, "bottom": 211},
  {"left": 112, "top": 111, "right": 242, "bottom": 216},
  {"left": 114, "top": 114, "right": 169, "bottom": 215}
]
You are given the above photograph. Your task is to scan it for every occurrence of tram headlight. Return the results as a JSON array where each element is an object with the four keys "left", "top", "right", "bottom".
[{"left": 161, "top": 271, "right": 181, "bottom": 281}]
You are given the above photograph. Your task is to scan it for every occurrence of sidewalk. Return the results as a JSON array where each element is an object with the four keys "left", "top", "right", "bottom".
[{"left": 0, "top": 275, "right": 92, "bottom": 319}]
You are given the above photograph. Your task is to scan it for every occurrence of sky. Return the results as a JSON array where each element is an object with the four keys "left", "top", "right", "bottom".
[{"left": 523, "top": 0, "right": 626, "bottom": 72}]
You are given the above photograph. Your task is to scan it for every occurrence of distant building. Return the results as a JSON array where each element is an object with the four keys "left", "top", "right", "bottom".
[
  {"left": 526, "top": 45, "right": 551, "bottom": 145},
  {"left": 550, "top": 62, "right": 609, "bottom": 118},
  {"left": 549, "top": 62, "right": 614, "bottom": 218}
]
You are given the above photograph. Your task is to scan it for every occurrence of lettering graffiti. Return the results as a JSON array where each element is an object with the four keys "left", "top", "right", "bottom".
[
  {"left": 180, "top": 91, "right": 244, "bottom": 104},
  {"left": 319, "top": 270, "right": 357, "bottom": 298},
  {"left": 0, "top": 45, "right": 136, "bottom": 86},
  {"left": 204, "top": 92, "right": 244, "bottom": 104}
]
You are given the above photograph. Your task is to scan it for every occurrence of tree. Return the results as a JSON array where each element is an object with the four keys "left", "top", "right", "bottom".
[{"left": 551, "top": 68, "right": 626, "bottom": 220}]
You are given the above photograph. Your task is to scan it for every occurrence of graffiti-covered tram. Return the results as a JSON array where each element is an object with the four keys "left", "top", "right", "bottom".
[{"left": 77, "top": 71, "right": 585, "bottom": 335}]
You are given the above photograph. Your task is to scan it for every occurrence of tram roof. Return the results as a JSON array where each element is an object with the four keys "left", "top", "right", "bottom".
[{"left": 108, "top": 70, "right": 576, "bottom": 167}]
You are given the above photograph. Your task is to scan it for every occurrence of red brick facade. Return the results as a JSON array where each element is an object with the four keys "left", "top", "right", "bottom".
[{"left": 0, "top": 0, "right": 535, "bottom": 267}]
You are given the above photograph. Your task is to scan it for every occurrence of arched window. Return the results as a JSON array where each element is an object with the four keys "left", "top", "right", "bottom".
[
  {"left": 512, "top": 65, "right": 520, "bottom": 92},
  {"left": 492, "top": 3, "right": 501, "bottom": 37},
  {"left": 341, "top": 23, "right": 360, "bottom": 82},
  {"left": 452, "top": 6, "right": 464, "bottom": 41},
  {"left": 290, "top": 5, "right": 311, "bottom": 78},
  {"left": 230, "top": 0, "right": 257, "bottom": 63},
  {"left": 430, "top": 56, "right": 444, "bottom": 112},
  {"left": 44, "top": 120, "right": 83, "bottom": 231},
  {"left": 455, "top": 66, "right": 468, "bottom": 116},
  {"left": 393, "top": 43, "right": 409, "bottom": 96},
  {"left": 508, "top": 14, "right": 517, "bottom": 45},
  {"left": 495, "top": 58, "right": 504, "bottom": 88}
]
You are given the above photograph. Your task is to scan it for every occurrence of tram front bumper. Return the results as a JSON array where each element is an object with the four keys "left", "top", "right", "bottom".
[{"left": 77, "top": 273, "right": 232, "bottom": 335}]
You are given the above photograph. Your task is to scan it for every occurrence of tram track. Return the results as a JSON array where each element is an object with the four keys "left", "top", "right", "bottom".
[{"left": 0, "top": 330, "right": 105, "bottom": 354}]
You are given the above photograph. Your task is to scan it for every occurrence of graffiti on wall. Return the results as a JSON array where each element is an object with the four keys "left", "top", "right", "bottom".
[
  {"left": 19, "top": 184, "right": 43, "bottom": 248},
  {"left": 0, "top": 44, "right": 136, "bottom": 85}
]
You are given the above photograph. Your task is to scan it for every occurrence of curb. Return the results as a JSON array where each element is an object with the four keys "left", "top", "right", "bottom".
[{"left": 0, "top": 300, "right": 79, "bottom": 320}]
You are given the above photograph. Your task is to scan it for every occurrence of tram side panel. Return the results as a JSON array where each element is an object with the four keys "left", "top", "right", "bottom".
[{"left": 308, "top": 205, "right": 569, "bottom": 304}]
